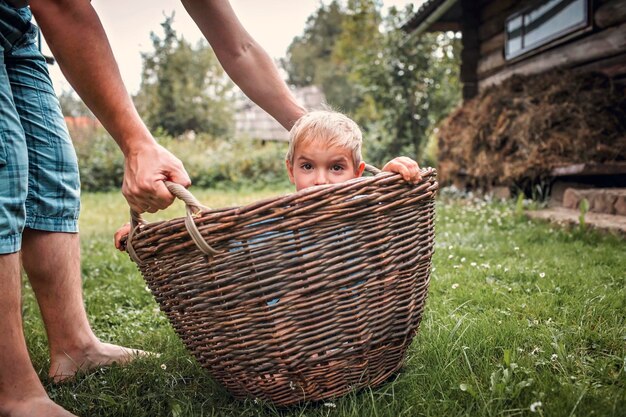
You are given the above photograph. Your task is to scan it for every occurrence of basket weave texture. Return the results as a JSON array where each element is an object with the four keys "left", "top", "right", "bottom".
[{"left": 126, "top": 167, "right": 438, "bottom": 406}]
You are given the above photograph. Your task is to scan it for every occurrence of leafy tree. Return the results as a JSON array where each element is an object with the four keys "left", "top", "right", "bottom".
[
  {"left": 283, "top": 1, "right": 345, "bottom": 88},
  {"left": 329, "top": 0, "right": 383, "bottom": 113},
  {"left": 284, "top": 2, "right": 461, "bottom": 166},
  {"left": 357, "top": 7, "right": 461, "bottom": 166},
  {"left": 58, "top": 89, "right": 93, "bottom": 118},
  {"left": 135, "top": 15, "right": 234, "bottom": 137}
]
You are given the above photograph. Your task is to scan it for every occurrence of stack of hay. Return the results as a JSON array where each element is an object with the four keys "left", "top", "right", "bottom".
[{"left": 437, "top": 70, "right": 626, "bottom": 189}]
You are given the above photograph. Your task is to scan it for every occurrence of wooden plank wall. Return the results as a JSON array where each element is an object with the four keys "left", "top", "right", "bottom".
[
  {"left": 472, "top": 0, "right": 626, "bottom": 91},
  {"left": 460, "top": 0, "right": 480, "bottom": 99}
]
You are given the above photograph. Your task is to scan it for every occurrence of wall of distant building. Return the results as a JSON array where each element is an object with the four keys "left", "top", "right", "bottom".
[{"left": 234, "top": 86, "right": 326, "bottom": 141}]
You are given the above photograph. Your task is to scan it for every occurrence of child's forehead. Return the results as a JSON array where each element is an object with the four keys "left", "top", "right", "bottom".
[{"left": 294, "top": 139, "right": 352, "bottom": 157}]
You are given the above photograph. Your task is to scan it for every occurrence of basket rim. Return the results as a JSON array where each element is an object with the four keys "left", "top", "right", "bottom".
[
  {"left": 125, "top": 167, "right": 437, "bottom": 264},
  {"left": 134, "top": 167, "right": 436, "bottom": 227}
]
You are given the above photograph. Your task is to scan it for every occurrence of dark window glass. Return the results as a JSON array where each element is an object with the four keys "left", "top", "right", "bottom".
[{"left": 505, "top": 0, "right": 588, "bottom": 60}]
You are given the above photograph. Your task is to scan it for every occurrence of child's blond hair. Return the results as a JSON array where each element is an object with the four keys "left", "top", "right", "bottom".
[{"left": 286, "top": 110, "right": 363, "bottom": 170}]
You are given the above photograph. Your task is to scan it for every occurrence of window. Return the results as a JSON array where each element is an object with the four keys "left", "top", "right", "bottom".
[{"left": 505, "top": 0, "right": 591, "bottom": 60}]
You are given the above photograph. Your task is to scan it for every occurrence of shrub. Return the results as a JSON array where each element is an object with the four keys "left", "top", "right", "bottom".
[{"left": 70, "top": 127, "right": 290, "bottom": 192}]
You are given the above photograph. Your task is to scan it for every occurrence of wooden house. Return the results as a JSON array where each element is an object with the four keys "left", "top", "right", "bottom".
[
  {"left": 403, "top": 0, "right": 626, "bottom": 100},
  {"left": 402, "top": 0, "right": 626, "bottom": 227}
]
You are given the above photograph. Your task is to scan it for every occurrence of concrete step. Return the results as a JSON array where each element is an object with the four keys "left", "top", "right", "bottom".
[
  {"left": 526, "top": 207, "right": 626, "bottom": 235},
  {"left": 562, "top": 188, "right": 626, "bottom": 216}
]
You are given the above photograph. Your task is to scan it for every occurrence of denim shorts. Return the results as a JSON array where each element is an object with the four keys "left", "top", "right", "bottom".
[{"left": 0, "top": 3, "right": 80, "bottom": 254}]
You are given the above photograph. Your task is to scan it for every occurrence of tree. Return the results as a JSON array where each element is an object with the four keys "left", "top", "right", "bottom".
[
  {"left": 284, "top": 0, "right": 383, "bottom": 115},
  {"left": 283, "top": 1, "right": 345, "bottom": 88},
  {"left": 135, "top": 15, "right": 234, "bottom": 137},
  {"left": 356, "top": 6, "right": 461, "bottom": 166},
  {"left": 329, "top": 0, "right": 383, "bottom": 114},
  {"left": 284, "top": 2, "right": 460, "bottom": 166},
  {"left": 58, "top": 89, "right": 93, "bottom": 118}
]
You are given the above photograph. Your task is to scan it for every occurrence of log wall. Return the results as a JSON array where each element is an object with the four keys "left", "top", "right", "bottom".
[{"left": 469, "top": 0, "right": 626, "bottom": 92}]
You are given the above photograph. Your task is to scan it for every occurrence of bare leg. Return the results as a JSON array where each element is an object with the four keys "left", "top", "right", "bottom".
[
  {"left": 20, "top": 229, "right": 146, "bottom": 382},
  {"left": 0, "top": 253, "right": 76, "bottom": 417}
]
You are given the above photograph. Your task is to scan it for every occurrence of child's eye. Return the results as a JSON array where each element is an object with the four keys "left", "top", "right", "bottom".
[
  {"left": 300, "top": 163, "right": 313, "bottom": 171},
  {"left": 330, "top": 164, "right": 345, "bottom": 172}
]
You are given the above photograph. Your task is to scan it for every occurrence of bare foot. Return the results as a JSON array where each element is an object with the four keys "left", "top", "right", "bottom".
[
  {"left": 0, "top": 395, "right": 77, "bottom": 417},
  {"left": 49, "top": 341, "right": 150, "bottom": 382}
]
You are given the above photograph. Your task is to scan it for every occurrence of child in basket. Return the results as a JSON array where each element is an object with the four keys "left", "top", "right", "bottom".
[
  {"left": 114, "top": 110, "right": 421, "bottom": 249},
  {"left": 112, "top": 110, "right": 423, "bottom": 389}
]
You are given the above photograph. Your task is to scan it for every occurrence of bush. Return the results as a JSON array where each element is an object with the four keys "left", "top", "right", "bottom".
[
  {"left": 70, "top": 126, "right": 290, "bottom": 192},
  {"left": 159, "top": 134, "right": 291, "bottom": 190},
  {"left": 72, "top": 127, "right": 125, "bottom": 192}
]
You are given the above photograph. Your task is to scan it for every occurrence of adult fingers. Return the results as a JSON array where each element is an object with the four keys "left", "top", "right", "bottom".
[
  {"left": 168, "top": 162, "right": 192, "bottom": 189},
  {"left": 150, "top": 180, "right": 176, "bottom": 210}
]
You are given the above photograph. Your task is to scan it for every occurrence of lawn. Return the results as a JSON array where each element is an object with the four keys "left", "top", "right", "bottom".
[{"left": 22, "top": 187, "right": 625, "bottom": 417}]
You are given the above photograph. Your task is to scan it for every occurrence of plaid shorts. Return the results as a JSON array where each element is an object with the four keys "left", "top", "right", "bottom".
[{"left": 0, "top": 3, "right": 80, "bottom": 254}]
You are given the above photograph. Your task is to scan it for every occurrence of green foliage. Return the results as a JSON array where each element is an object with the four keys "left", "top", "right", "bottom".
[
  {"left": 71, "top": 126, "right": 290, "bottom": 192},
  {"left": 135, "top": 15, "right": 235, "bottom": 137},
  {"left": 579, "top": 198, "right": 590, "bottom": 231},
  {"left": 284, "top": 2, "right": 461, "bottom": 167},
  {"left": 515, "top": 192, "right": 525, "bottom": 217},
  {"left": 283, "top": 1, "right": 346, "bottom": 88},
  {"left": 158, "top": 135, "right": 291, "bottom": 190},
  {"left": 329, "top": 0, "right": 383, "bottom": 114},
  {"left": 72, "top": 128, "right": 125, "bottom": 192},
  {"left": 58, "top": 89, "right": 94, "bottom": 118}
]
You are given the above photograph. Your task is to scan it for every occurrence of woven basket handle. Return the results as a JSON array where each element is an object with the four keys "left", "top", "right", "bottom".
[
  {"left": 365, "top": 163, "right": 381, "bottom": 175},
  {"left": 126, "top": 181, "right": 219, "bottom": 265}
]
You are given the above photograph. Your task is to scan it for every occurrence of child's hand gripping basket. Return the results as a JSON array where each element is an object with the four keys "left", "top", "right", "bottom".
[{"left": 126, "top": 166, "right": 437, "bottom": 406}]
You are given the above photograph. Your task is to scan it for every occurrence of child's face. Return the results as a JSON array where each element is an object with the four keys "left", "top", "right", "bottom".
[{"left": 286, "top": 140, "right": 366, "bottom": 191}]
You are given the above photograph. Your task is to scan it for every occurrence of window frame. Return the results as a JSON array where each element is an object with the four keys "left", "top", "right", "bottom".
[{"left": 504, "top": 0, "right": 593, "bottom": 61}]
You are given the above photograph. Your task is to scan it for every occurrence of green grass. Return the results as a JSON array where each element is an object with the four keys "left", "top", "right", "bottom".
[{"left": 22, "top": 189, "right": 625, "bottom": 416}]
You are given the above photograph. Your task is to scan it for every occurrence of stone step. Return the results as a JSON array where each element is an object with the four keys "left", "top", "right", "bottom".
[
  {"left": 562, "top": 188, "right": 626, "bottom": 216},
  {"left": 526, "top": 207, "right": 626, "bottom": 235}
]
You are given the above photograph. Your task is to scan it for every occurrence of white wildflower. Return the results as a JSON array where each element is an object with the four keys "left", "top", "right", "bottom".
[
  {"left": 530, "top": 401, "right": 542, "bottom": 412},
  {"left": 451, "top": 283, "right": 459, "bottom": 289},
  {"left": 539, "top": 272, "right": 546, "bottom": 278},
  {"left": 551, "top": 354, "right": 558, "bottom": 361},
  {"left": 160, "top": 364, "right": 167, "bottom": 370}
]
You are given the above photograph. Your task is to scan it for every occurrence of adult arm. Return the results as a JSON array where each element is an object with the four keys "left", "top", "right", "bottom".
[
  {"left": 30, "top": 0, "right": 190, "bottom": 214},
  {"left": 180, "top": 0, "right": 306, "bottom": 130}
]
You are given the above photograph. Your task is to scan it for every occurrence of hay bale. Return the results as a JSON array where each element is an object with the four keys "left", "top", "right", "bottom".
[{"left": 437, "top": 70, "right": 626, "bottom": 188}]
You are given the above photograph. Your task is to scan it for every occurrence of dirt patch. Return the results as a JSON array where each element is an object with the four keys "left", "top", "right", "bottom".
[{"left": 437, "top": 70, "right": 626, "bottom": 189}]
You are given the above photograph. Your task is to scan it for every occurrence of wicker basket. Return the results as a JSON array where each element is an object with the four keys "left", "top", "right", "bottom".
[{"left": 125, "top": 166, "right": 437, "bottom": 406}]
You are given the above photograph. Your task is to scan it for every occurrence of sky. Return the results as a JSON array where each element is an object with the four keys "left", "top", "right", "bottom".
[{"left": 43, "top": 0, "right": 422, "bottom": 95}]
